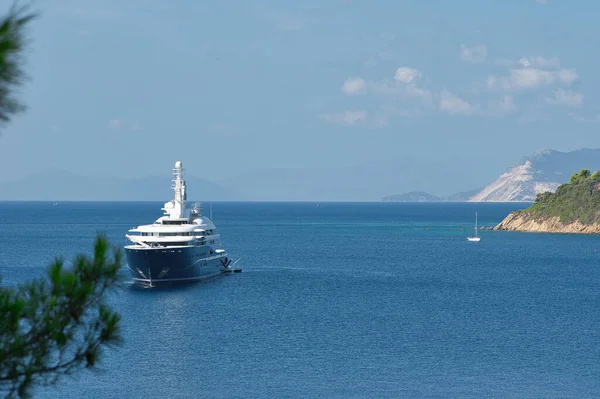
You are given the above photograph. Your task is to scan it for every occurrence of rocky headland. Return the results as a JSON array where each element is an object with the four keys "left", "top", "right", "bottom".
[{"left": 494, "top": 168, "right": 600, "bottom": 234}]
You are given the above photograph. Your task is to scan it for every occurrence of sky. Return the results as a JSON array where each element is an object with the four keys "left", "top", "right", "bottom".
[{"left": 1, "top": 0, "right": 599, "bottom": 186}]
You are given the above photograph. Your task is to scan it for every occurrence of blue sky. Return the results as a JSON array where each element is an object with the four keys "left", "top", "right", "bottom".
[{"left": 0, "top": 0, "right": 599, "bottom": 184}]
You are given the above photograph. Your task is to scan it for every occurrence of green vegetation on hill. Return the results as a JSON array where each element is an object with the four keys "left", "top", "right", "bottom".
[{"left": 520, "top": 168, "right": 600, "bottom": 224}]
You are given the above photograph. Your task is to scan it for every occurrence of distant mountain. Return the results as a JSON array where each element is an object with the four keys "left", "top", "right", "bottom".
[
  {"left": 0, "top": 169, "right": 239, "bottom": 201},
  {"left": 382, "top": 187, "right": 482, "bottom": 202},
  {"left": 446, "top": 188, "right": 483, "bottom": 201},
  {"left": 218, "top": 159, "right": 486, "bottom": 201},
  {"left": 380, "top": 148, "right": 600, "bottom": 203},
  {"left": 11, "top": 148, "right": 593, "bottom": 202},
  {"left": 468, "top": 148, "right": 600, "bottom": 202},
  {"left": 382, "top": 191, "right": 444, "bottom": 202}
]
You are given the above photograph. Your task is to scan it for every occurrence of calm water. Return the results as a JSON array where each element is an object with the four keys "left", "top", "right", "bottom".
[{"left": 1, "top": 201, "right": 599, "bottom": 398}]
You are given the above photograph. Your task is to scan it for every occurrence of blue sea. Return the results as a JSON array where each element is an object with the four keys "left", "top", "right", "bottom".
[{"left": 1, "top": 201, "right": 600, "bottom": 398}]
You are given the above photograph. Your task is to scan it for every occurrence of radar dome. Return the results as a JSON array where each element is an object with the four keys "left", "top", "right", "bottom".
[{"left": 175, "top": 160, "right": 182, "bottom": 168}]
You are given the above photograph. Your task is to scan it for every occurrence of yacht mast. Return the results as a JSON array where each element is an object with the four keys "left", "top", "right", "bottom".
[{"left": 168, "top": 161, "right": 186, "bottom": 218}]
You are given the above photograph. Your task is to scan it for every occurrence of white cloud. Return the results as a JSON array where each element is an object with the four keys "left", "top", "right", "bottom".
[
  {"left": 347, "top": 67, "right": 433, "bottom": 108},
  {"left": 341, "top": 78, "right": 366, "bottom": 95},
  {"left": 394, "top": 67, "right": 422, "bottom": 83},
  {"left": 518, "top": 56, "right": 560, "bottom": 69},
  {"left": 545, "top": 89, "right": 584, "bottom": 108},
  {"left": 371, "top": 67, "right": 433, "bottom": 104},
  {"left": 439, "top": 91, "right": 476, "bottom": 115},
  {"left": 496, "top": 56, "right": 560, "bottom": 69},
  {"left": 369, "top": 80, "right": 435, "bottom": 112},
  {"left": 320, "top": 110, "right": 367, "bottom": 126},
  {"left": 460, "top": 44, "right": 487, "bottom": 63},
  {"left": 487, "top": 68, "right": 578, "bottom": 90},
  {"left": 327, "top": 54, "right": 585, "bottom": 125}
]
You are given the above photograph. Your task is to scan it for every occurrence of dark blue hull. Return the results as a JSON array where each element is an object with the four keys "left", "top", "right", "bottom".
[{"left": 125, "top": 245, "right": 230, "bottom": 286}]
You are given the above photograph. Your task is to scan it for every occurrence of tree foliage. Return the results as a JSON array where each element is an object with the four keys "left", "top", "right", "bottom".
[
  {"left": 527, "top": 168, "right": 600, "bottom": 224},
  {"left": 0, "top": 3, "right": 36, "bottom": 125},
  {"left": 0, "top": 6, "right": 122, "bottom": 398},
  {"left": 0, "top": 236, "right": 122, "bottom": 398},
  {"left": 569, "top": 168, "right": 592, "bottom": 184}
]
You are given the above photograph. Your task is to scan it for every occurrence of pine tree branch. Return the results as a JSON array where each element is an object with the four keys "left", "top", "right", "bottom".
[
  {"left": 0, "top": 235, "right": 122, "bottom": 398},
  {"left": 0, "top": 2, "right": 37, "bottom": 126}
]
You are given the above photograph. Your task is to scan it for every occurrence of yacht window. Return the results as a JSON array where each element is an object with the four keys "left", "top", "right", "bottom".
[{"left": 162, "top": 220, "right": 190, "bottom": 225}]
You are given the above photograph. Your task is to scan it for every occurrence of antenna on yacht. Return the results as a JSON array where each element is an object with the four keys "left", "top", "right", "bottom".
[
  {"left": 210, "top": 201, "right": 213, "bottom": 220},
  {"left": 167, "top": 160, "right": 186, "bottom": 219}
]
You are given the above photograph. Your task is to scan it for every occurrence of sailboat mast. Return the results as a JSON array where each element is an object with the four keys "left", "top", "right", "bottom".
[{"left": 475, "top": 212, "right": 478, "bottom": 237}]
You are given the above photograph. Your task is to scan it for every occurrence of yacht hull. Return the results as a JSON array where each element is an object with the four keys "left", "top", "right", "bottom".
[{"left": 125, "top": 245, "right": 230, "bottom": 286}]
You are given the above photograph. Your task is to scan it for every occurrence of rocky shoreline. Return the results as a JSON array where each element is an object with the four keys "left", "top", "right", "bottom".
[{"left": 494, "top": 211, "right": 600, "bottom": 234}]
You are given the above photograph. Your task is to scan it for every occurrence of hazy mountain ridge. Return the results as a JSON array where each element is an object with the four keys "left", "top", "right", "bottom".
[
  {"left": 382, "top": 148, "right": 600, "bottom": 203},
  {"left": 5, "top": 149, "right": 598, "bottom": 202},
  {"left": 382, "top": 187, "right": 482, "bottom": 202},
  {"left": 0, "top": 169, "right": 239, "bottom": 201},
  {"left": 382, "top": 191, "right": 445, "bottom": 202},
  {"left": 1, "top": 159, "right": 484, "bottom": 202},
  {"left": 469, "top": 148, "right": 600, "bottom": 202},
  {"left": 217, "top": 159, "right": 485, "bottom": 201}
]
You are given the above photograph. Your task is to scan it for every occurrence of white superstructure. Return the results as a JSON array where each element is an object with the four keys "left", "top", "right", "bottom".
[{"left": 125, "top": 161, "right": 221, "bottom": 249}]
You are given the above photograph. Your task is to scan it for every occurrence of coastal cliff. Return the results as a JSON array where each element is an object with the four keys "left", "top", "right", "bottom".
[
  {"left": 494, "top": 212, "right": 600, "bottom": 234},
  {"left": 494, "top": 168, "right": 600, "bottom": 234}
]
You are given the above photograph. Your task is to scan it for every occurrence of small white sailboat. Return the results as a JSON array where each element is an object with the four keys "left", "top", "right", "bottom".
[{"left": 467, "top": 212, "right": 481, "bottom": 242}]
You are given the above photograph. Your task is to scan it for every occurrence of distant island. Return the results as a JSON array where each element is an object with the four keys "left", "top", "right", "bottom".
[
  {"left": 382, "top": 191, "right": 445, "bottom": 202},
  {"left": 382, "top": 189, "right": 481, "bottom": 202},
  {"left": 494, "top": 169, "right": 600, "bottom": 234}
]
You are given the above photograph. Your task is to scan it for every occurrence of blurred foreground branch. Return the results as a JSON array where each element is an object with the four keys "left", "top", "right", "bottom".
[{"left": 0, "top": 236, "right": 122, "bottom": 398}]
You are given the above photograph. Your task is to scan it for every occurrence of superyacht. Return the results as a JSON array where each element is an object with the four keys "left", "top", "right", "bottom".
[{"left": 125, "top": 161, "right": 234, "bottom": 286}]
